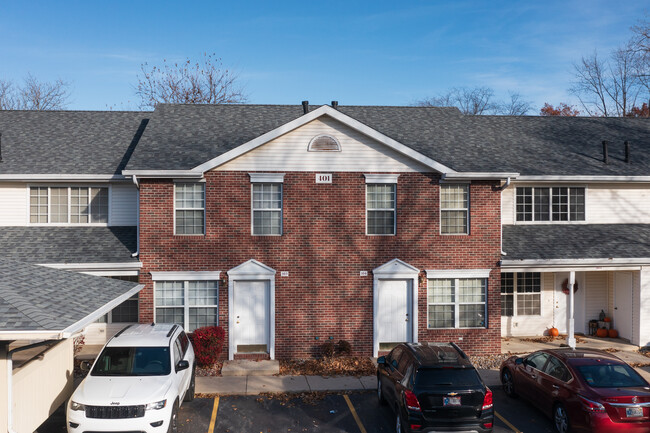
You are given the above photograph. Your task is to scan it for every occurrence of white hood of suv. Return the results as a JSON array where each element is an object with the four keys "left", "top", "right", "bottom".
[{"left": 73, "top": 375, "right": 173, "bottom": 406}]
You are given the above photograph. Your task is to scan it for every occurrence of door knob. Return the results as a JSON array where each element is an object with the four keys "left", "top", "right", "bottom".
[{"left": 405, "top": 319, "right": 409, "bottom": 322}]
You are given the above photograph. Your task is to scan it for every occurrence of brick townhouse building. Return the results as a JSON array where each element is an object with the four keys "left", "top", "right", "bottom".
[{"left": 1, "top": 103, "right": 650, "bottom": 361}]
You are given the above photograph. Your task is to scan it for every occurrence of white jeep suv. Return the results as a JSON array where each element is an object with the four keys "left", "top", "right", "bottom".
[{"left": 67, "top": 323, "right": 196, "bottom": 433}]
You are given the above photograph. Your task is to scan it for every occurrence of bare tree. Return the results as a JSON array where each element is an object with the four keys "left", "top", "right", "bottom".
[
  {"left": 0, "top": 75, "right": 70, "bottom": 110},
  {"left": 570, "top": 52, "right": 612, "bottom": 116},
  {"left": 496, "top": 92, "right": 532, "bottom": 115},
  {"left": 416, "top": 86, "right": 498, "bottom": 115},
  {"left": 631, "top": 18, "right": 650, "bottom": 107},
  {"left": 135, "top": 53, "right": 246, "bottom": 109}
]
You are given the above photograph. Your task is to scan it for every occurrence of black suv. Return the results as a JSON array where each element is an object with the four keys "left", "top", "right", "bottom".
[{"left": 377, "top": 342, "right": 493, "bottom": 433}]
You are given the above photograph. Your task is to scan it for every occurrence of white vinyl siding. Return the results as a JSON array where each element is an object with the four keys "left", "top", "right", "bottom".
[
  {"left": 427, "top": 278, "right": 487, "bottom": 329},
  {"left": 29, "top": 186, "right": 108, "bottom": 225},
  {"left": 441, "top": 184, "right": 469, "bottom": 234},
  {"left": 213, "top": 117, "right": 432, "bottom": 172},
  {"left": 110, "top": 184, "right": 138, "bottom": 226},
  {"left": 0, "top": 184, "right": 28, "bottom": 225},
  {"left": 175, "top": 182, "right": 205, "bottom": 235},
  {"left": 155, "top": 280, "right": 219, "bottom": 332}
]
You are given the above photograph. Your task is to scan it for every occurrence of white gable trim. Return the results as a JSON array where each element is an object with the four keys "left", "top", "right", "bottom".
[{"left": 192, "top": 105, "right": 456, "bottom": 174}]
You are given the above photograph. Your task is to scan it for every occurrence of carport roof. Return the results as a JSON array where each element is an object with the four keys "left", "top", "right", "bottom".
[
  {"left": 0, "top": 257, "right": 142, "bottom": 339},
  {"left": 502, "top": 224, "right": 650, "bottom": 261}
]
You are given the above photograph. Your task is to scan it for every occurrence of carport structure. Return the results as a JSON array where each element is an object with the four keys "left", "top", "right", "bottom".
[{"left": 0, "top": 257, "right": 143, "bottom": 433}]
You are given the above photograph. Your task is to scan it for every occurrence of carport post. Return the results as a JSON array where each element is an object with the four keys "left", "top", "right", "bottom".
[{"left": 567, "top": 271, "right": 576, "bottom": 349}]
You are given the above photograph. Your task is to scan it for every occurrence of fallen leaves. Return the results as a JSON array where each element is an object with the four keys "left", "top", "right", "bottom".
[{"left": 279, "top": 357, "right": 376, "bottom": 377}]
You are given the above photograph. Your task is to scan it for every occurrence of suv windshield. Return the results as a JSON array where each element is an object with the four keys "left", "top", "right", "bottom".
[
  {"left": 416, "top": 368, "right": 482, "bottom": 387},
  {"left": 91, "top": 346, "right": 171, "bottom": 376},
  {"left": 576, "top": 364, "right": 647, "bottom": 388}
]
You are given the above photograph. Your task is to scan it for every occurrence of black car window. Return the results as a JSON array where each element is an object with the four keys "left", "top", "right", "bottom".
[
  {"left": 92, "top": 346, "right": 171, "bottom": 376},
  {"left": 179, "top": 331, "right": 189, "bottom": 354},
  {"left": 415, "top": 368, "right": 482, "bottom": 387},
  {"left": 389, "top": 347, "right": 404, "bottom": 370},
  {"left": 397, "top": 352, "right": 412, "bottom": 375},
  {"left": 525, "top": 352, "right": 550, "bottom": 370},
  {"left": 544, "top": 356, "right": 571, "bottom": 382},
  {"left": 576, "top": 364, "right": 647, "bottom": 388}
]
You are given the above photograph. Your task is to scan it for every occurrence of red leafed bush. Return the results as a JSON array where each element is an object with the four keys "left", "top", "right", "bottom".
[{"left": 189, "top": 326, "right": 225, "bottom": 367}]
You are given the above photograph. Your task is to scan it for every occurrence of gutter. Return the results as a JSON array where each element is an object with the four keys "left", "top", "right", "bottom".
[
  {"left": 497, "top": 177, "right": 512, "bottom": 257},
  {"left": 6, "top": 340, "right": 57, "bottom": 433},
  {"left": 121, "top": 170, "right": 203, "bottom": 179},
  {"left": 0, "top": 174, "right": 129, "bottom": 182},
  {"left": 516, "top": 175, "right": 650, "bottom": 183},
  {"left": 442, "top": 172, "right": 519, "bottom": 180}
]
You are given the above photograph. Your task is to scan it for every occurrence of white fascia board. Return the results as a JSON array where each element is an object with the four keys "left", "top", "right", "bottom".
[
  {"left": 192, "top": 105, "right": 456, "bottom": 174},
  {"left": 0, "top": 331, "right": 64, "bottom": 340},
  {"left": 426, "top": 269, "right": 493, "bottom": 279},
  {"left": 60, "top": 284, "right": 144, "bottom": 337},
  {"left": 40, "top": 262, "right": 143, "bottom": 272},
  {"left": 0, "top": 174, "right": 129, "bottom": 182},
  {"left": 249, "top": 173, "right": 285, "bottom": 183},
  {"left": 151, "top": 271, "right": 222, "bottom": 281},
  {"left": 516, "top": 176, "right": 650, "bottom": 183},
  {"left": 364, "top": 174, "right": 400, "bottom": 184},
  {"left": 121, "top": 170, "right": 204, "bottom": 179},
  {"left": 442, "top": 172, "right": 519, "bottom": 180},
  {"left": 501, "top": 258, "right": 650, "bottom": 268}
]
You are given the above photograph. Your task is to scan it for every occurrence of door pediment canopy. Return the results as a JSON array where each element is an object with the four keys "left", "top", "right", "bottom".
[
  {"left": 373, "top": 259, "right": 420, "bottom": 277},
  {"left": 228, "top": 259, "right": 276, "bottom": 277}
]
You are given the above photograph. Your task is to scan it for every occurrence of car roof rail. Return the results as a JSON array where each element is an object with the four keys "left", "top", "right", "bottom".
[
  {"left": 450, "top": 342, "right": 468, "bottom": 359},
  {"left": 113, "top": 324, "right": 133, "bottom": 339},
  {"left": 166, "top": 324, "right": 179, "bottom": 338}
]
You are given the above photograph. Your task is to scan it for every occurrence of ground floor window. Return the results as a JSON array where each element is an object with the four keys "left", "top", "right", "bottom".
[
  {"left": 501, "top": 272, "right": 541, "bottom": 316},
  {"left": 427, "top": 278, "right": 487, "bottom": 328},
  {"left": 155, "top": 280, "right": 218, "bottom": 332}
]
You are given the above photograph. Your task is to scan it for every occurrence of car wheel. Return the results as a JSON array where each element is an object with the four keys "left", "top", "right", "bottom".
[
  {"left": 167, "top": 400, "right": 179, "bottom": 433},
  {"left": 502, "top": 368, "right": 516, "bottom": 397},
  {"left": 377, "top": 377, "right": 386, "bottom": 405},
  {"left": 553, "top": 403, "right": 570, "bottom": 433},
  {"left": 395, "top": 409, "right": 403, "bottom": 433},
  {"left": 184, "top": 365, "right": 196, "bottom": 402}
]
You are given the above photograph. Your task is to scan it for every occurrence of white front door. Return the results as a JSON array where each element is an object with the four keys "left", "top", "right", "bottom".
[
  {"left": 233, "top": 280, "right": 269, "bottom": 350},
  {"left": 377, "top": 279, "right": 412, "bottom": 346},
  {"left": 614, "top": 272, "right": 633, "bottom": 340},
  {"left": 554, "top": 272, "right": 569, "bottom": 333}
]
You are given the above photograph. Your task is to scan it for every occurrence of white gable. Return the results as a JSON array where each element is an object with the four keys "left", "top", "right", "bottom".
[
  {"left": 213, "top": 115, "right": 433, "bottom": 173},
  {"left": 373, "top": 259, "right": 420, "bottom": 276},
  {"left": 227, "top": 259, "right": 276, "bottom": 277}
]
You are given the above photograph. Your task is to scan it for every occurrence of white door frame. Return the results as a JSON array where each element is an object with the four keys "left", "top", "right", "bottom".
[
  {"left": 227, "top": 259, "right": 276, "bottom": 360},
  {"left": 614, "top": 271, "right": 634, "bottom": 342},
  {"left": 373, "top": 259, "right": 420, "bottom": 357}
]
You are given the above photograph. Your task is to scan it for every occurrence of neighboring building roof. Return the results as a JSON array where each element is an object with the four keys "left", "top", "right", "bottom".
[
  {"left": 0, "top": 226, "right": 138, "bottom": 264},
  {"left": 0, "top": 111, "right": 149, "bottom": 175},
  {"left": 125, "top": 103, "right": 650, "bottom": 176},
  {"left": 0, "top": 257, "right": 142, "bottom": 338},
  {"left": 502, "top": 224, "right": 650, "bottom": 261}
]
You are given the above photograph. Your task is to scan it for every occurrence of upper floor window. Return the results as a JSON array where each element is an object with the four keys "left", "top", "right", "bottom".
[
  {"left": 175, "top": 182, "right": 205, "bottom": 235},
  {"left": 252, "top": 183, "right": 283, "bottom": 235},
  {"left": 516, "top": 187, "right": 585, "bottom": 222},
  {"left": 501, "top": 272, "right": 541, "bottom": 316},
  {"left": 29, "top": 186, "right": 108, "bottom": 224},
  {"left": 367, "top": 184, "right": 396, "bottom": 235},
  {"left": 441, "top": 184, "right": 469, "bottom": 234}
]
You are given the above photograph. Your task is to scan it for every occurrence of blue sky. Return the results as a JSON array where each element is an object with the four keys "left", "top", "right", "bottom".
[{"left": 0, "top": 1, "right": 646, "bottom": 112}]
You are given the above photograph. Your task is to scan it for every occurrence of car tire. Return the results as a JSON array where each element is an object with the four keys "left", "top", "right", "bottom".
[
  {"left": 184, "top": 364, "right": 196, "bottom": 402},
  {"left": 395, "top": 408, "right": 403, "bottom": 433},
  {"left": 553, "top": 403, "right": 570, "bottom": 433},
  {"left": 377, "top": 377, "right": 386, "bottom": 405},
  {"left": 167, "top": 400, "right": 179, "bottom": 433},
  {"left": 501, "top": 368, "right": 516, "bottom": 397}
]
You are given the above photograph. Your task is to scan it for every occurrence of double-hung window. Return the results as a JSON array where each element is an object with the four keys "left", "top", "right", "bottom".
[
  {"left": 441, "top": 184, "right": 469, "bottom": 234},
  {"left": 29, "top": 186, "right": 108, "bottom": 224},
  {"left": 365, "top": 174, "right": 399, "bottom": 235},
  {"left": 175, "top": 182, "right": 205, "bottom": 235},
  {"left": 516, "top": 187, "right": 585, "bottom": 222},
  {"left": 427, "top": 271, "right": 489, "bottom": 329},
  {"left": 501, "top": 272, "right": 541, "bottom": 316},
  {"left": 154, "top": 279, "right": 219, "bottom": 332},
  {"left": 250, "top": 173, "right": 285, "bottom": 236}
]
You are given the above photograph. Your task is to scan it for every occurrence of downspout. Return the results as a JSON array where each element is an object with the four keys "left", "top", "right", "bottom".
[
  {"left": 6, "top": 340, "right": 57, "bottom": 433},
  {"left": 131, "top": 175, "right": 139, "bottom": 258},
  {"left": 498, "top": 177, "right": 512, "bottom": 256}
]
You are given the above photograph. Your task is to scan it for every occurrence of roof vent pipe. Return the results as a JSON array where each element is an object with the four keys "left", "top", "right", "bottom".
[
  {"left": 302, "top": 100, "right": 309, "bottom": 114},
  {"left": 331, "top": 101, "right": 338, "bottom": 109},
  {"left": 625, "top": 141, "right": 630, "bottom": 163},
  {"left": 602, "top": 140, "right": 609, "bottom": 164}
]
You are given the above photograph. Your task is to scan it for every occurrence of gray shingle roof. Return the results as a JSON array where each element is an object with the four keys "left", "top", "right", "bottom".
[
  {"left": 0, "top": 226, "right": 138, "bottom": 264},
  {"left": 502, "top": 224, "right": 650, "bottom": 260},
  {"left": 125, "top": 104, "right": 650, "bottom": 176},
  {"left": 0, "top": 257, "right": 140, "bottom": 332},
  {"left": 0, "top": 111, "right": 149, "bottom": 174}
]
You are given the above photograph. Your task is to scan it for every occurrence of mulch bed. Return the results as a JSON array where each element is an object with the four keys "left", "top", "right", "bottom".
[
  {"left": 279, "top": 357, "right": 376, "bottom": 377},
  {"left": 197, "top": 361, "right": 223, "bottom": 376},
  {"left": 520, "top": 335, "right": 587, "bottom": 344}
]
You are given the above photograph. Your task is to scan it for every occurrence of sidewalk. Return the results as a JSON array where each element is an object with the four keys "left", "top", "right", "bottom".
[{"left": 195, "top": 369, "right": 503, "bottom": 395}]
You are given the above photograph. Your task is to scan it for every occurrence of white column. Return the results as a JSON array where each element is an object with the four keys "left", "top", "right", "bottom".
[{"left": 567, "top": 271, "right": 576, "bottom": 349}]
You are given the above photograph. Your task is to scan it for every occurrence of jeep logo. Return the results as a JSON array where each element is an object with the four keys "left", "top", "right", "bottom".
[{"left": 110, "top": 402, "right": 120, "bottom": 406}]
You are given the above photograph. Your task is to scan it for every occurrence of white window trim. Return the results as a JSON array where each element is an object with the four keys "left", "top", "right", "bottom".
[
  {"left": 514, "top": 185, "right": 588, "bottom": 224},
  {"left": 153, "top": 278, "right": 220, "bottom": 332},
  {"left": 249, "top": 173, "right": 285, "bottom": 183},
  {"left": 426, "top": 269, "right": 492, "bottom": 279},
  {"left": 440, "top": 183, "right": 469, "bottom": 235},
  {"left": 26, "top": 184, "right": 112, "bottom": 226},
  {"left": 308, "top": 134, "right": 341, "bottom": 152},
  {"left": 251, "top": 182, "right": 283, "bottom": 236},
  {"left": 427, "top": 276, "right": 488, "bottom": 330},
  {"left": 364, "top": 174, "right": 399, "bottom": 184},
  {"left": 151, "top": 271, "right": 222, "bottom": 281},
  {"left": 501, "top": 272, "right": 543, "bottom": 317},
  {"left": 366, "top": 183, "right": 397, "bottom": 236},
  {"left": 173, "top": 182, "right": 206, "bottom": 236}
]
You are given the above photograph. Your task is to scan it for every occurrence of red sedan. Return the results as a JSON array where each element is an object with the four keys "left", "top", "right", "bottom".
[{"left": 500, "top": 348, "right": 650, "bottom": 433}]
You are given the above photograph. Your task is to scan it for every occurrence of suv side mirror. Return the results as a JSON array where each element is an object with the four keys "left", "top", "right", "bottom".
[
  {"left": 79, "top": 361, "right": 92, "bottom": 371},
  {"left": 515, "top": 357, "right": 524, "bottom": 365},
  {"left": 377, "top": 356, "right": 386, "bottom": 365},
  {"left": 176, "top": 360, "right": 190, "bottom": 372}
]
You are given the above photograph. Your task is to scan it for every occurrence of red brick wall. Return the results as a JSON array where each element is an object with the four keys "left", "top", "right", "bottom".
[{"left": 138, "top": 171, "right": 502, "bottom": 358}]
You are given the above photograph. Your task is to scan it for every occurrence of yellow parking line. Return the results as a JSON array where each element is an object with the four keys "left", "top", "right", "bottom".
[
  {"left": 343, "top": 394, "right": 368, "bottom": 433},
  {"left": 495, "top": 410, "right": 522, "bottom": 433},
  {"left": 207, "top": 396, "right": 219, "bottom": 433}
]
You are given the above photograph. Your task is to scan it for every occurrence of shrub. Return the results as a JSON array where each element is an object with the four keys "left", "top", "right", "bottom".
[
  {"left": 189, "top": 326, "right": 225, "bottom": 367},
  {"left": 321, "top": 341, "right": 335, "bottom": 358},
  {"left": 336, "top": 340, "right": 351, "bottom": 356}
]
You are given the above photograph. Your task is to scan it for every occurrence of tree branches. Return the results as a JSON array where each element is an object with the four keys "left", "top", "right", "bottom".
[
  {"left": 415, "top": 87, "right": 531, "bottom": 115},
  {"left": 0, "top": 74, "right": 70, "bottom": 110}
]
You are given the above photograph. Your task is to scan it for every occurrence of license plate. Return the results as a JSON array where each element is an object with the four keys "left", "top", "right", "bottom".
[
  {"left": 443, "top": 396, "right": 461, "bottom": 406},
  {"left": 626, "top": 407, "right": 643, "bottom": 418}
]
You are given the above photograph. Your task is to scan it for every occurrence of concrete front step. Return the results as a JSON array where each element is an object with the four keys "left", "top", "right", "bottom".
[{"left": 221, "top": 359, "right": 280, "bottom": 376}]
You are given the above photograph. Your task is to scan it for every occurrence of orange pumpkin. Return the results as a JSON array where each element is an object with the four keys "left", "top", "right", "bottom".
[
  {"left": 608, "top": 329, "right": 618, "bottom": 338},
  {"left": 549, "top": 327, "right": 559, "bottom": 337},
  {"left": 596, "top": 328, "right": 609, "bottom": 338},
  {"left": 604, "top": 317, "right": 612, "bottom": 323}
]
